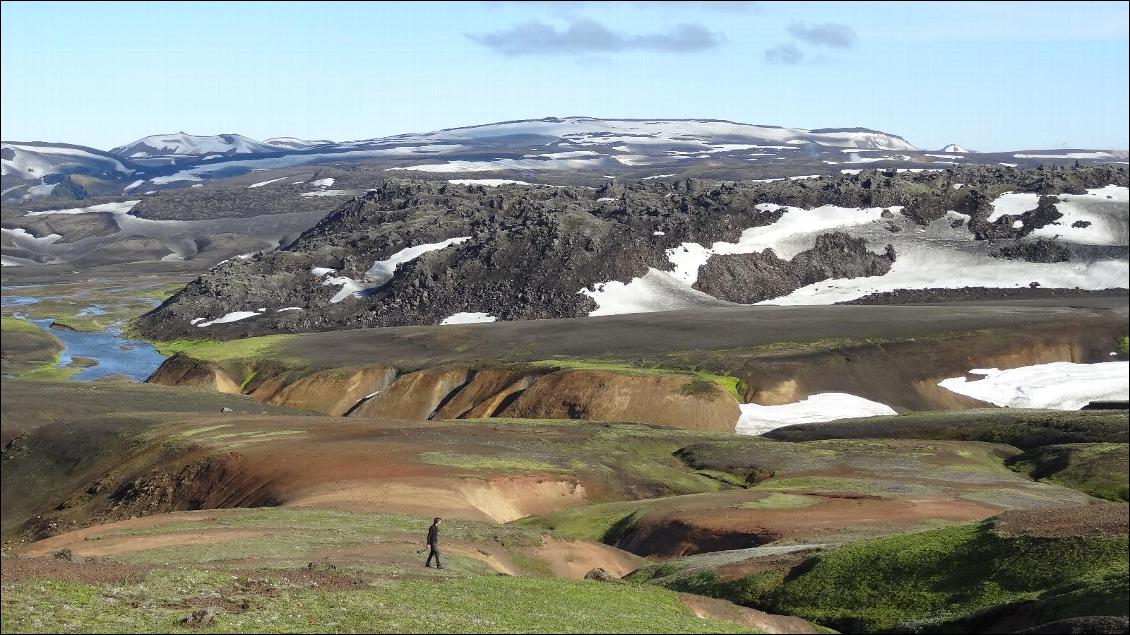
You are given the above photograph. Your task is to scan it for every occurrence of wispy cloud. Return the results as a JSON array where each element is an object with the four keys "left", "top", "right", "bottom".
[
  {"left": 468, "top": 18, "right": 723, "bottom": 56},
  {"left": 787, "top": 22, "right": 857, "bottom": 49},
  {"left": 764, "top": 43, "right": 804, "bottom": 65}
]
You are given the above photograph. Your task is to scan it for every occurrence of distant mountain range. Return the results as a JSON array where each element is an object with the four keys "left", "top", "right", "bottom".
[{"left": 2, "top": 117, "right": 1125, "bottom": 204}]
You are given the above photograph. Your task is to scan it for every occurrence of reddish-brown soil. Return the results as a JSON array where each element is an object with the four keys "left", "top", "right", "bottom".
[{"left": 991, "top": 502, "right": 1129, "bottom": 538}]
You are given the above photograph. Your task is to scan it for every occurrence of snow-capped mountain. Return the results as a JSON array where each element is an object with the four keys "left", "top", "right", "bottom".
[
  {"left": 263, "top": 137, "right": 335, "bottom": 150},
  {"left": 1, "top": 141, "right": 134, "bottom": 180},
  {"left": 363, "top": 117, "right": 920, "bottom": 152},
  {"left": 3, "top": 118, "right": 1125, "bottom": 205},
  {"left": 110, "top": 133, "right": 280, "bottom": 159}
]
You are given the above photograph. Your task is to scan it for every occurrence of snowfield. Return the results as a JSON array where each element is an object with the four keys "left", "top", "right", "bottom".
[
  {"left": 938, "top": 361, "right": 1129, "bottom": 410},
  {"left": 735, "top": 393, "right": 898, "bottom": 435},
  {"left": 440, "top": 312, "right": 498, "bottom": 325},
  {"left": 580, "top": 187, "right": 1129, "bottom": 315}
]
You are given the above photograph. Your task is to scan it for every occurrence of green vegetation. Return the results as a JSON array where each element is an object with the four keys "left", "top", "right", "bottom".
[
  {"left": 736, "top": 493, "right": 818, "bottom": 510},
  {"left": 528, "top": 358, "right": 743, "bottom": 401},
  {"left": 517, "top": 500, "right": 653, "bottom": 542},
  {"left": 764, "top": 408, "right": 1129, "bottom": 449},
  {"left": 149, "top": 334, "right": 296, "bottom": 361},
  {"left": 1119, "top": 336, "right": 1129, "bottom": 354},
  {"left": 1, "top": 317, "right": 70, "bottom": 378},
  {"left": 633, "top": 521, "right": 1129, "bottom": 633},
  {"left": 1008, "top": 443, "right": 1130, "bottom": 502},
  {"left": 1, "top": 569, "right": 752, "bottom": 634},
  {"left": 419, "top": 451, "right": 563, "bottom": 472}
]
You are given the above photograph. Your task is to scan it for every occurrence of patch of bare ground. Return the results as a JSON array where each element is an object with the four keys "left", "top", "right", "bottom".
[
  {"left": 678, "top": 593, "right": 823, "bottom": 634},
  {"left": 991, "top": 502, "right": 1129, "bottom": 538},
  {"left": 0, "top": 555, "right": 149, "bottom": 584}
]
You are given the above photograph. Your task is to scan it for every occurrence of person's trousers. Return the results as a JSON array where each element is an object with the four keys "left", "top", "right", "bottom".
[{"left": 425, "top": 545, "right": 443, "bottom": 568}]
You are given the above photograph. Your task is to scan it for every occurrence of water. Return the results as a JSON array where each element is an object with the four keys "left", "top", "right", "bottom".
[
  {"left": 1, "top": 295, "right": 39, "bottom": 307},
  {"left": 28, "top": 319, "right": 167, "bottom": 382}
]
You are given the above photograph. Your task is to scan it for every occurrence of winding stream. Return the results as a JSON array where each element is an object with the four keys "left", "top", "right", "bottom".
[{"left": 4, "top": 293, "right": 167, "bottom": 381}]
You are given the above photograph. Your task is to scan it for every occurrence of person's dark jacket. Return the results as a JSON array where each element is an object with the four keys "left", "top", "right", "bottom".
[{"left": 427, "top": 524, "right": 439, "bottom": 546}]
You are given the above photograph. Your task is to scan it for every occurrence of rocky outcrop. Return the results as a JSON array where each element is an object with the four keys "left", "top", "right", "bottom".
[
  {"left": 496, "top": 369, "right": 740, "bottom": 433},
  {"left": 134, "top": 165, "right": 1129, "bottom": 340},
  {"left": 145, "top": 356, "right": 741, "bottom": 432},
  {"left": 693, "top": 232, "right": 895, "bottom": 303}
]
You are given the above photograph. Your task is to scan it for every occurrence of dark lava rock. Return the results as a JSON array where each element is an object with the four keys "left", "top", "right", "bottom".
[
  {"left": 134, "top": 165, "right": 1128, "bottom": 340},
  {"left": 694, "top": 232, "right": 895, "bottom": 303},
  {"left": 991, "top": 239, "right": 1072, "bottom": 263}
]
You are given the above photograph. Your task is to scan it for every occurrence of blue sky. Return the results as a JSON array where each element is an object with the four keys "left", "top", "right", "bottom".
[{"left": 2, "top": 1, "right": 1127, "bottom": 151}]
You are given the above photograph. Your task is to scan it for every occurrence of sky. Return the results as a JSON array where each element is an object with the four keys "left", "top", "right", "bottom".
[{"left": 2, "top": 1, "right": 1127, "bottom": 152}]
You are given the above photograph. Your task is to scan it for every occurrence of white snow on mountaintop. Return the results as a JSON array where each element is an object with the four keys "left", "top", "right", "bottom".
[
  {"left": 938, "top": 361, "right": 1129, "bottom": 410},
  {"left": 1013, "top": 152, "right": 1116, "bottom": 160},
  {"left": 388, "top": 157, "right": 611, "bottom": 173},
  {"left": 263, "top": 137, "right": 334, "bottom": 150},
  {"left": 111, "top": 133, "right": 279, "bottom": 158},
  {"left": 1, "top": 142, "right": 133, "bottom": 179},
  {"left": 309, "top": 178, "right": 335, "bottom": 188},
  {"left": 388, "top": 118, "right": 919, "bottom": 152},
  {"left": 735, "top": 393, "right": 898, "bottom": 435},
  {"left": 447, "top": 179, "right": 532, "bottom": 186},
  {"left": 940, "top": 144, "right": 971, "bottom": 153}
]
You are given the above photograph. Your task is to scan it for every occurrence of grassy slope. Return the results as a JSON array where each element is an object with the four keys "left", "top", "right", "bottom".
[
  {"left": 764, "top": 409, "right": 1129, "bottom": 450},
  {"left": 0, "top": 570, "right": 752, "bottom": 634},
  {"left": 631, "top": 520, "right": 1128, "bottom": 633},
  {"left": 1007, "top": 443, "right": 1130, "bottom": 502},
  {"left": 0, "top": 316, "right": 66, "bottom": 377}
]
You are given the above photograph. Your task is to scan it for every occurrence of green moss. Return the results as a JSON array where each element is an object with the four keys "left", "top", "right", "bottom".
[
  {"left": 0, "top": 570, "right": 753, "bottom": 634},
  {"left": 150, "top": 334, "right": 296, "bottom": 362},
  {"left": 736, "top": 493, "right": 819, "bottom": 510},
  {"left": 1007, "top": 443, "right": 1130, "bottom": 502},
  {"left": 418, "top": 451, "right": 563, "bottom": 472},
  {"left": 527, "top": 359, "right": 743, "bottom": 401},
  {"left": 640, "top": 520, "right": 1129, "bottom": 633},
  {"left": 1, "top": 316, "right": 42, "bottom": 333},
  {"left": 516, "top": 500, "right": 652, "bottom": 542}
]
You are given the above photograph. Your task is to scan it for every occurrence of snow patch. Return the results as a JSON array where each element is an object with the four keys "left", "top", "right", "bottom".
[
  {"left": 248, "top": 177, "right": 287, "bottom": 188},
  {"left": 938, "top": 362, "right": 1129, "bottom": 410},
  {"left": 736, "top": 393, "right": 898, "bottom": 436},
  {"left": 194, "top": 310, "right": 265, "bottom": 327},
  {"left": 365, "top": 237, "right": 471, "bottom": 286},
  {"left": 440, "top": 312, "right": 497, "bottom": 325}
]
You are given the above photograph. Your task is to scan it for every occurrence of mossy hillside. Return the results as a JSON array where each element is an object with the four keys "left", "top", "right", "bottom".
[
  {"left": 0, "top": 568, "right": 753, "bottom": 634},
  {"left": 0, "top": 316, "right": 65, "bottom": 375},
  {"left": 764, "top": 409, "right": 1129, "bottom": 449},
  {"left": 633, "top": 521, "right": 1129, "bottom": 633},
  {"left": 1007, "top": 443, "right": 1130, "bottom": 502},
  {"left": 527, "top": 358, "right": 744, "bottom": 400}
]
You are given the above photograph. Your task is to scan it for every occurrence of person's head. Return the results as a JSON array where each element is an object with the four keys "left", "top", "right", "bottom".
[{"left": 433, "top": 517, "right": 442, "bottom": 525}]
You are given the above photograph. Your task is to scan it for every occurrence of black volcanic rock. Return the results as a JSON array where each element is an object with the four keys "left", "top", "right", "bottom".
[
  {"left": 134, "top": 165, "right": 1128, "bottom": 341},
  {"left": 693, "top": 233, "right": 895, "bottom": 304}
]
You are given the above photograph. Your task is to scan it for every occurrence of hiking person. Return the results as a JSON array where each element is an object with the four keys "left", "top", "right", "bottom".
[{"left": 424, "top": 517, "right": 443, "bottom": 569}]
